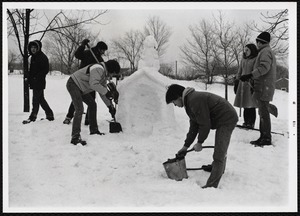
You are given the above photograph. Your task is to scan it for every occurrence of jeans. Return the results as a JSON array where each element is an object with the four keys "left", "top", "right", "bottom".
[
  {"left": 66, "top": 91, "right": 96, "bottom": 121},
  {"left": 204, "top": 123, "right": 236, "bottom": 188},
  {"left": 29, "top": 89, "right": 53, "bottom": 120},
  {"left": 66, "top": 78, "right": 99, "bottom": 138},
  {"left": 257, "top": 100, "right": 272, "bottom": 140}
]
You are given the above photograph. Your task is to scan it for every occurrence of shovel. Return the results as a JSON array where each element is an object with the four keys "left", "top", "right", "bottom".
[{"left": 163, "top": 146, "right": 214, "bottom": 181}]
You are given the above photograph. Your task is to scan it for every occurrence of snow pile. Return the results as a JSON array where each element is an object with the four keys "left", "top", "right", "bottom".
[{"left": 4, "top": 65, "right": 296, "bottom": 212}]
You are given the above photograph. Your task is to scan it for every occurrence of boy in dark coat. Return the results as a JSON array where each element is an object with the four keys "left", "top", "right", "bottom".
[
  {"left": 66, "top": 60, "right": 120, "bottom": 145},
  {"left": 166, "top": 84, "right": 238, "bottom": 188},
  {"left": 63, "top": 39, "right": 109, "bottom": 125},
  {"left": 240, "top": 32, "right": 277, "bottom": 146},
  {"left": 23, "top": 40, "right": 54, "bottom": 124}
]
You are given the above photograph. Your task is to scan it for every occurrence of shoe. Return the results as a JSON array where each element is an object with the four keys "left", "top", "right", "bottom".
[
  {"left": 71, "top": 136, "right": 87, "bottom": 145},
  {"left": 84, "top": 119, "right": 89, "bottom": 126},
  {"left": 255, "top": 138, "right": 272, "bottom": 147},
  {"left": 46, "top": 116, "right": 54, "bottom": 121},
  {"left": 90, "top": 130, "right": 105, "bottom": 135},
  {"left": 22, "top": 118, "right": 35, "bottom": 124},
  {"left": 250, "top": 137, "right": 262, "bottom": 145},
  {"left": 63, "top": 117, "right": 72, "bottom": 124}
]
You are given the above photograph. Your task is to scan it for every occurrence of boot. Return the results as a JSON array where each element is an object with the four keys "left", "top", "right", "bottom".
[
  {"left": 90, "top": 130, "right": 105, "bottom": 135},
  {"left": 250, "top": 137, "right": 262, "bottom": 145},
  {"left": 63, "top": 117, "right": 72, "bottom": 124},
  {"left": 71, "top": 136, "right": 87, "bottom": 145}
]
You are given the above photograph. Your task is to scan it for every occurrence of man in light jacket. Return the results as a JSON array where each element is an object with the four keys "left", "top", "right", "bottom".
[
  {"left": 66, "top": 60, "right": 120, "bottom": 145},
  {"left": 240, "top": 32, "right": 277, "bottom": 146},
  {"left": 166, "top": 84, "right": 238, "bottom": 188}
]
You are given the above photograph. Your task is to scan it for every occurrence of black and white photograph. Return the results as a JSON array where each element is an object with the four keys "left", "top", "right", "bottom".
[{"left": 2, "top": 1, "right": 297, "bottom": 213}]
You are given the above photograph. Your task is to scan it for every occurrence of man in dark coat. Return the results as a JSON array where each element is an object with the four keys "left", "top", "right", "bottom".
[
  {"left": 166, "top": 84, "right": 238, "bottom": 188},
  {"left": 23, "top": 40, "right": 54, "bottom": 124},
  {"left": 63, "top": 39, "right": 109, "bottom": 125},
  {"left": 240, "top": 32, "right": 277, "bottom": 146}
]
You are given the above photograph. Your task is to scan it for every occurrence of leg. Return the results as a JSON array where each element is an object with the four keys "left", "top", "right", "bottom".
[
  {"left": 204, "top": 124, "right": 236, "bottom": 188},
  {"left": 66, "top": 102, "right": 75, "bottom": 119},
  {"left": 39, "top": 90, "right": 54, "bottom": 119},
  {"left": 248, "top": 108, "right": 256, "bottom": 127},
  {"left": 85, "top": 91, "right": 96, "bottom": 125},
  {"left": 257, "top": 100, "right": 272, "bottom": 140},
  {"left": 82, "top": 93, "right": 99, "bottom": 134},
  {"left": 29, "top": 89, "right": 42, "bottom": 120},
  {"left": 66, "top": 78, "right": 84, "bottom": 139}
]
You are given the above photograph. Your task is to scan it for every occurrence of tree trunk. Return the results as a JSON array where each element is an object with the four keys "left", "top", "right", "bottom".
[{"left": 23, "top": 9, "right": 30, "bottom": 112}]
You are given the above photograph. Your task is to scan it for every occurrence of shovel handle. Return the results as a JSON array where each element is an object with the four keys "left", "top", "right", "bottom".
[
  {"left": 186, "top": 145, "right": 214, "bottom": 153},
  {"left": 86, "top": 43, "right": 100, "bottom": 64}
]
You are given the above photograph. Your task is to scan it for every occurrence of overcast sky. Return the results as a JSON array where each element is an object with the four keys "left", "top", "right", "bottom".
[{"left": 4, "top": 2, "right": 297, "bottom": 67}]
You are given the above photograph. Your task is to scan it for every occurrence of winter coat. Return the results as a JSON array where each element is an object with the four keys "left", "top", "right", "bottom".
[
  {"left": 70, "top": 63, "right": 111, "bottom": 106},
  {"left": 234, "top": 57, "right": 258, "bottom": 108},
  {"left": 251, "top": 44, "right": 277, "bottom": 102},
  {"left": 28, "top": 40, "right": 49, "bottom": 90},
  {"left": 182, "top": 88, "right": 238, "bottom": 147},
  {"left": 75, "top": 45, "right": 104, "bottom": 69}
]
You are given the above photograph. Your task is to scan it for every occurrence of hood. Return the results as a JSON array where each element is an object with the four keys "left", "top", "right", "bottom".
[
  {"left": 28, "top": 40, "right": 42, "bottom": 55},
  {"left": 182, "top": 87, "right": 195, "bottom": 108}
]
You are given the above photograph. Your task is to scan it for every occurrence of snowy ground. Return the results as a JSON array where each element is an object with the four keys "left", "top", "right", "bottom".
[{"left": 3, "top": 71, "right": 297, "bottom": 212}]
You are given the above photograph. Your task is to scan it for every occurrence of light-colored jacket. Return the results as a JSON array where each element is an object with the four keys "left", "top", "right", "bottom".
[
  {"left": 71, "top": 63, "right": 111, "bottom": 106},
  {"left": 182, "top": 88, "right": 238, "bottom": 147},
  {"left": 234, "top": 57, "right": 258, "bottom": 108},
  {"left": 252, "top": 44, "right": 277, "bottom": 101}
]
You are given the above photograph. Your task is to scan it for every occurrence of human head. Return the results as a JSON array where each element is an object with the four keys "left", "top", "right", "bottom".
[
  {"left": 105, "top": 60, "right": 120, "bottom": 74},
  {"left": 28, "top": 40, "right": 41, "bottom": 55},
  {"left": 96, "top": 41, "right": 108, "bottom": 55},
  {"left": 165, "top": 84, "right": 185, "bottom": 107},
  {"left": 244, "top": 43, "right": 258, "bottom": 58},
  {"left": 256, "top": 32, "right": 270, "bottom": 49}
]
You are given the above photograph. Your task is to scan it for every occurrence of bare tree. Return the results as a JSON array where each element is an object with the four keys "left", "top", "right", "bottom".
[
  {"left": 180, "top": 19, "right": 218, "bottom": 89},
  {"left": 112, "top": 30, "right": 145, "bottom": 73},
  {"left": 249, "top": 9, "right": 288, "bottom": 61},
  {"left": 8, "top": 50, "right": 20, "bottom": 72},
  {"left": 7, "top": 9, "right": 107, "bottom": 112},
  {"left": 143, "top": 15, "right": 172, "bottom": 57},
  {"left": 212, "top": 11, "right": 237, "bottom": 100}
]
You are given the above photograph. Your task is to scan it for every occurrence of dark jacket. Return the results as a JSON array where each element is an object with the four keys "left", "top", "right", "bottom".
[
  {"left": 75, "top": 45, "right": 104, "bottom": 69},
  {"left": 28, "top": 40, "right": 49, "bottom": 90},
  {"left": 182, "top": 88, "right": 238, "bottom": 147}
]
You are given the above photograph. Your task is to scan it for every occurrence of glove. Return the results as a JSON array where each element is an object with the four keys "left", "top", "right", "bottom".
[
  {"left": 108, "top": 105, "right": 116, "bottom": 118},
  {"left": 176, "top": 146, "right": 188, "bottom": 158},
  {"left": 193, "top": 142, "right": 203, "bottom": 152},
  {"left": 81, "top": 39, "right": 90, "bottom": 46},
  {"left": 105, "top": 90, "right": 113, "bottom": 100},
  {"left": 240, "top": 74, "right": 253, "bottom": 82},
  {"left": 234, "top": 79, "right": 239, "bottom": 94}
]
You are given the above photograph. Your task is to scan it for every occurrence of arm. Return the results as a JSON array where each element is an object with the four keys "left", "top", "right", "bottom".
[
  {"left": 184, "top": 119, "right": 199, "bottom": 148},
  {"left": 74, "top": 45, "right": 86, "bottom": 60}
]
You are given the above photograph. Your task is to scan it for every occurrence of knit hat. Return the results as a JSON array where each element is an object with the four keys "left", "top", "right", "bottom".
[
  {"left": 256, "top": 32, "right": 271, "bottom": 43},
  {"left": 165, "top": 84, "right": 185, "bottom": 104},
  {"left": 96, "top": 41, "right": 108, "bottom": 50}
]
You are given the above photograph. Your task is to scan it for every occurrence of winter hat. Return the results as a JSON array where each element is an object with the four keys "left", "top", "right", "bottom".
[
  {"left": 165, "top": 84, "right": 185, "bottom": 104},
  {"left": 245, "top": 43, "right": 258, "bottom": 58},
  {"left": 105, "top": 60, "right": 120, "bottom": 74},
  {"left": 96, "top": 41, "right": 108, "bottom": 50},
  {"left": 256, "top": 32, "right": 271, "bottom": 44}
]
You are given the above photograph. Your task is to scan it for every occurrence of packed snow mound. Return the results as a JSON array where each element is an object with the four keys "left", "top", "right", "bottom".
[
  {"left": 138, "top": 35, "right": 160, "bottom": 71},
  {"left": 116, "top": 67, "right": 176, "bottom": 136}
]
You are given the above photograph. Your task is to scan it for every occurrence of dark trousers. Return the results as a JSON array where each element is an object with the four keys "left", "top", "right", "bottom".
[
  {"left": 66, "top": 91, "right": 96, "bottom": 122},
  {"left": 205, "top": 123, "right": 236, "bottom": 188},
  {"left": 29, "top": 89, "right": 53, "bottom": 120},
  {"left": 66, "top": 78, "right": 98, "bottom": 138},
  {"left": 257, "top": 100, "right": 272, "bottom": 140},
  {"left": 243, "top": 108, "right": 256, "bottom": 125}
]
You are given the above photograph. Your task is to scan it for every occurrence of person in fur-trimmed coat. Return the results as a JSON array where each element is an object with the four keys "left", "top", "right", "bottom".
[
  {"left": 22, "top": 40, "right": 54, "bottom": 124},
  {"left": 234, "top": 43, "right": 258, "bottom": 129},
  {"left": 240, "top": 32, "right": 277, "bottom": 147},
  {"left": 166, "top": 84, "right": 238, "bottom": 189}
]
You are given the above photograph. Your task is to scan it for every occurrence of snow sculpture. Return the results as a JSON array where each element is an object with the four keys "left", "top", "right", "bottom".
[{"left": 138, "top": 35, "right": 160, "bottom": 71}]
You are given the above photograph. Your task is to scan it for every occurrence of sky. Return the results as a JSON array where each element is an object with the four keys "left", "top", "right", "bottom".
[{"left": 3, "top": 2, "right": 297, "bottom": 67}]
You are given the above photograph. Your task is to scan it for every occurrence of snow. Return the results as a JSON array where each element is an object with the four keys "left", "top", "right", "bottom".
[{"left": 3, "top": 45, "right": 297, "bottom": 212}]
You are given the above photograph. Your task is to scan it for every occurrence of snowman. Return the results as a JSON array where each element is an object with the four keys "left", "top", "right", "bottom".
[{"left": 138, "top": 35, "right": 160, "bottom": 71}]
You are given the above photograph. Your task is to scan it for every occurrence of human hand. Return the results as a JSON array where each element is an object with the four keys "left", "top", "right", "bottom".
[
  {"left": 240, "top": 74, "right": 253, "bottom": 82},
  {"left": 193, "top": 142, "right": 203, "bottom": 152},
  {"left": 177, "top": 146, "right": 188, "bottom": 157}
]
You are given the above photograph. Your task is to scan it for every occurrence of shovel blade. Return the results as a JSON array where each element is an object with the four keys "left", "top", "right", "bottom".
[{"left": 109, "top": 121, "right": 123, "bottom": 133}]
